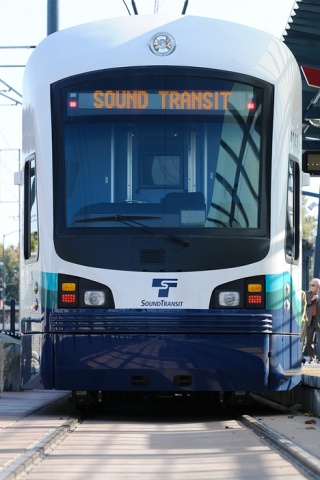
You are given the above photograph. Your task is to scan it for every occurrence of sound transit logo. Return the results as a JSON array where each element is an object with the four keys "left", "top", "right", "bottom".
[
  {"left": 152, "top": 279, "right": 178, "bottom": 297},
  {"left": 140, "top": 278, "right": 183, "bottom": 307}
]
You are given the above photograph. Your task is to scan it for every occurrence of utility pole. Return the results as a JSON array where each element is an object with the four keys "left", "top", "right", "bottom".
[{"left": 47, "top": 0, "right": 59, "bottom": 36}]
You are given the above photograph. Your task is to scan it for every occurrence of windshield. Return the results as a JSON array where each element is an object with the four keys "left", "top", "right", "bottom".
[{"left": 53, "top": 67, "right": 272, "bottom": 233}]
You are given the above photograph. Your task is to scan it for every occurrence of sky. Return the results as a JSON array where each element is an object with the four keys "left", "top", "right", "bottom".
[{"left": 0, "top": 0, "right": 308, "bottom": 246}]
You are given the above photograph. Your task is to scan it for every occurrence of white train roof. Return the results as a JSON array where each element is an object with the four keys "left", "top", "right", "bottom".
[{"left": 24, "top": 15, "right": 297, "bottom": 86}]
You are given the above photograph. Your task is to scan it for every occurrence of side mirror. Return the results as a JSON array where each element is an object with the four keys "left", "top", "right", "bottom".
[
  {"left": 302, "top": 172, "right": 310, "bottom": 187},
  {"left": 14, "top": 170, "right": 23, "bottom": 186}
]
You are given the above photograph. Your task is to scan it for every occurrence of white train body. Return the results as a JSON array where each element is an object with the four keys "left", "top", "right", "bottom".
[{"left": 20, "top": 15, "right": 302, "bottom": 396}]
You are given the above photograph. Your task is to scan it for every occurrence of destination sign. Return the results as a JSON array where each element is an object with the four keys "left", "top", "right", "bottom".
[{"left": 67, "top": 89, "right": 239, "bottom": 114}]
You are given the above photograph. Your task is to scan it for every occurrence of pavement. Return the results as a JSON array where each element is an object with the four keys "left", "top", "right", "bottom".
[
  {"left": 0, "top": 388, "right": 319, "bottom": 480},
  {"left": 0, "top": 390, "right": 72, "bottom": 428}
]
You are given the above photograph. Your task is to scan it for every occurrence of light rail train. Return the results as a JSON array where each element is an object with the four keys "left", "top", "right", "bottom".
[{"left": 19, "top": 14, "right": 305, "bottom": 404}]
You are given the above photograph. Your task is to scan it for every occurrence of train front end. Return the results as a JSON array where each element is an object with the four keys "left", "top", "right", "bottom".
[{"left": 20, "top": 15, "right": 302, "bottom": 402}]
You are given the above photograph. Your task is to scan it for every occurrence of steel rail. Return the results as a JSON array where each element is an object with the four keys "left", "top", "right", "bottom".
[{"left": 241, "top": 414, "right": 320, "bottom": 479}]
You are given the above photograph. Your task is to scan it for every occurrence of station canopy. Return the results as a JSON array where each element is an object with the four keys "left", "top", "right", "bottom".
[{"left": 283, "top": 0, "right": 320, "bottom": 151}]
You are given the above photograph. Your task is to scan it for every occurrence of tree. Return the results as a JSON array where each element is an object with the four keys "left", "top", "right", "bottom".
[
  {"left": 0, "top": 243, "right": 19, "bottom": 307},
  {"left": 302, "top": 195, "right": 317, "bottom": 286},
  {"left": 302, "top": 195, "right": 317, "bottom": 242}
]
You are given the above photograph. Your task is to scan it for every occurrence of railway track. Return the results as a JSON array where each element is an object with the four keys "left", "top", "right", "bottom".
[{"left": 0, "top": 395, "right": 319, "bottom": 479}]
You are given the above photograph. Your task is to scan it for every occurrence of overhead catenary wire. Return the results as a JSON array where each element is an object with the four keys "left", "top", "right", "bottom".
[
  {"left": 0, "top": 46, "right": 36, "bottom": 49},
  {"left": 122, "top": 0, "right": 132, "bottom": 15},
  {"left": 0, "top": 79, "right": 22, "bottom": 106},
  {"left": 122, "top": 0, "right": 191, "bottom": 16},
  {"left": 182, "top": 0, "right": 189, "bottom": 14},
  {"left": 131, "top": 0, "right": 138, "bottom": 14}
]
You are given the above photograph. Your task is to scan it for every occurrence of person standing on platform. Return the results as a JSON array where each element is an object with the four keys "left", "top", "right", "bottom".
[
  {"left": 301, "top": 290, "right": 308, "bottom": 363},
  {"left": 305, "top": 278, "right": 320, "bottom": 364}
]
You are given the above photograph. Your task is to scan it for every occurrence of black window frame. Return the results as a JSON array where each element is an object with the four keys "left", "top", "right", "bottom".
[
  {"left": 24, "top": 153, "right": 39, "bottom": 262},
  {"left": 51, "top": 66, "right": 273, "bottom": 241},
  {"left": 285, "top": 156, "right": 300, "bottom": 264}
]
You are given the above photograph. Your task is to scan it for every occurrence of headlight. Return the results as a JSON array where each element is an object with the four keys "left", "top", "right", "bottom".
[
  {"left": 58, "top": 274, "right": 115, "bottom": 308},
  {"left": 210, "top": 276, "right": 265, "bottom": 309},
  {"left": 84, "top": 291, "right": 106, "bottom": 306},
  {"left": 218, "top": 291, "right": 240, "bottom": 307}
]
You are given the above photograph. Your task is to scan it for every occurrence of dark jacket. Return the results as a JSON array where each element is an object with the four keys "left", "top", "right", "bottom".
[{"left": 305, "top": 289, "right": 320, "bottom": 327}]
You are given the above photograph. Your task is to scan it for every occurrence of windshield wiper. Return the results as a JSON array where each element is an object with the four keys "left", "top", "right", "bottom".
[{"left": 73, "top": 214, "right": 189, "bottom": 247}]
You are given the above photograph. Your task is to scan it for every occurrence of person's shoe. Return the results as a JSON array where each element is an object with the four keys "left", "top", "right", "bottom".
[
  {"left": 309, "top": 357, "right": 316, "bottom": 364},
  {"left": 302, "top": 358, "right": 306, "bottom": 364}
]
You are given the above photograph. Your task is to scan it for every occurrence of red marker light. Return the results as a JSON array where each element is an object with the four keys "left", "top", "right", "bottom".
[
  {"left": 248, "top": 294, "right": 262, "bottom": 305},
  {"left": 247, "top": 102, "right": 256, "bottom": 110},
  {"left": 61, "top": 293, "right": 76, "bottom": 303},
  {"left": 69, "top": 100, "right": 78, "bottom": 108}
]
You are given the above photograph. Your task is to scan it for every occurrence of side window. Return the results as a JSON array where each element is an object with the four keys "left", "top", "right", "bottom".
[
  {"left": 286, "top": 158, "right": 300, "bottom": 263},
  {"left": 24, "top": 154, "right": 39, "bottom": 261}
]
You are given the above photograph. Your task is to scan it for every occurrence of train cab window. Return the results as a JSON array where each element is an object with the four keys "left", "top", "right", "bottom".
[
  {"left": 52, "top": 67, "right": 272, "bottom": 236},
  {"left": 24, "top": 154, "right": 39, "bottom": 261}
]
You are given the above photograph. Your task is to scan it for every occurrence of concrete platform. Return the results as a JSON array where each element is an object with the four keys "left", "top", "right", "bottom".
[
  {"left": 302, "top": 363, "right": 320, "bottom": 388},
  {"left": 0, "top": 390, "right": 71, "bottom": 428},
  {"left": 258, "top": 363, "right": 320, "bottom": 417}
]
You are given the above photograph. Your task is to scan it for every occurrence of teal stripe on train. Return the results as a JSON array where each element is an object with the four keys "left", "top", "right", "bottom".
[
  {"left": 41, "top": 272, "right": 58, "bottom": 309},
  {"left": 266, "top": 272, "right": 301, "bottom": 325}
]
